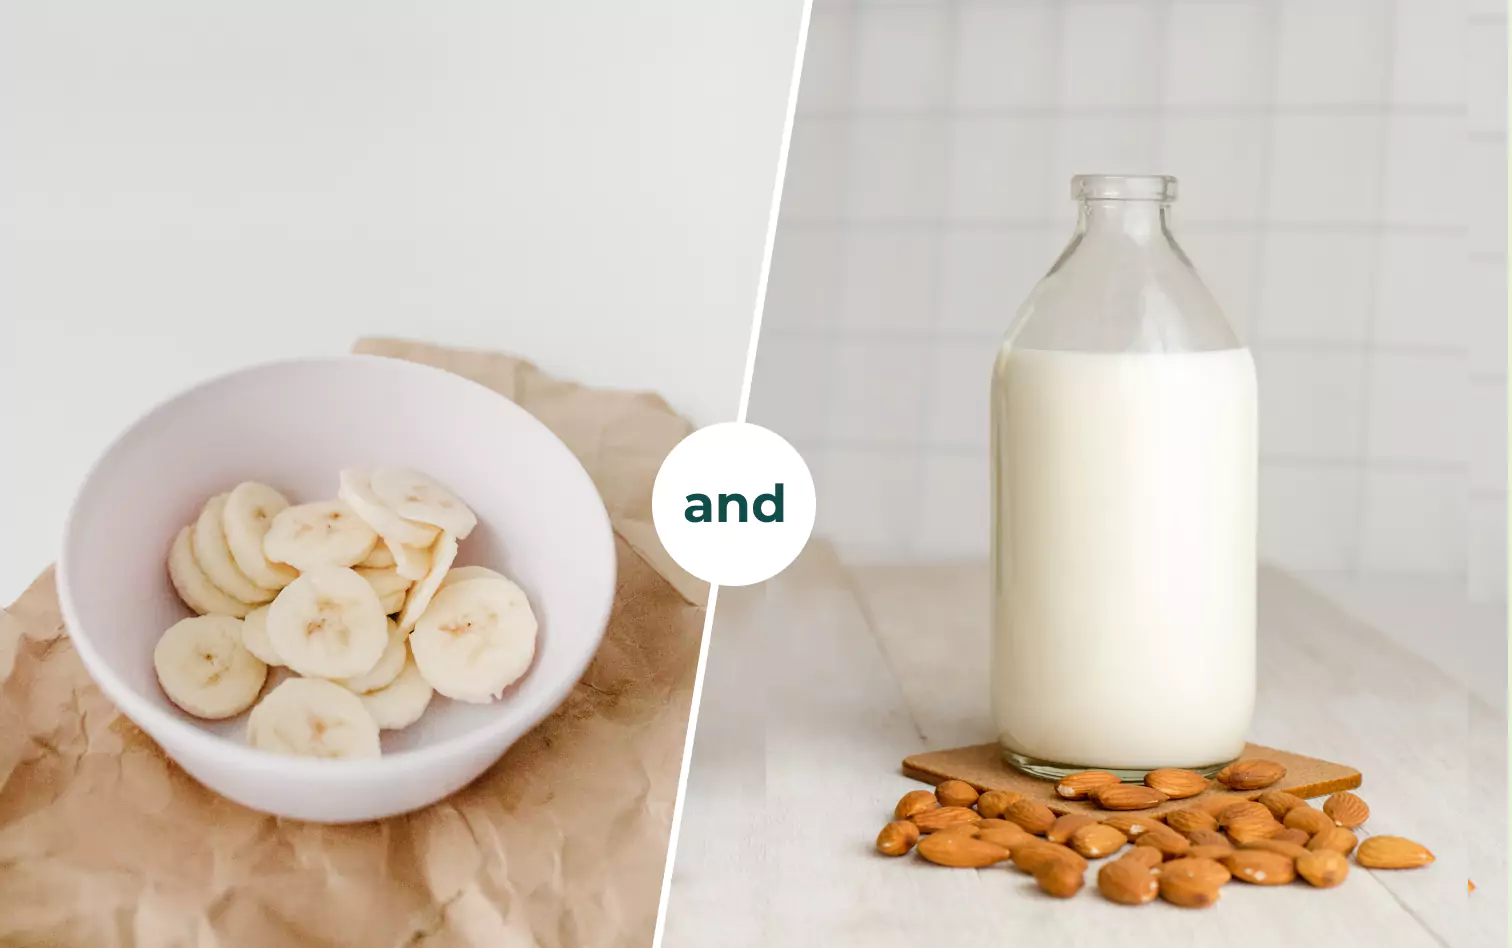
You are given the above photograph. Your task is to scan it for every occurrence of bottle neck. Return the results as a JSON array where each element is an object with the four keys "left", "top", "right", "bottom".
[{"left": 1075, "top": 199, "right": 1171, "bottom": 244}]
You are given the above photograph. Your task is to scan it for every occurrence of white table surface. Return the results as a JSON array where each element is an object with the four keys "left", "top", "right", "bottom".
[{"left": 664, "top": 543, "right": 1505, "bottom": 947}]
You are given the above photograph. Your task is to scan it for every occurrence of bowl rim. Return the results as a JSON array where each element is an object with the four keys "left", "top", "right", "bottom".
[{"left": 56, "top": 353, "right": 617, "bottom": 781}]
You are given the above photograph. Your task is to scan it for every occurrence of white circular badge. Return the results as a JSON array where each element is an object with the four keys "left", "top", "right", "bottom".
[{"left": 651, "top": 422, "right": 816, "bottom": 587}]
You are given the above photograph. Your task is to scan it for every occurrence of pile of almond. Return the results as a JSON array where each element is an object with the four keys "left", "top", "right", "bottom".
[{"left": 875, "top": 758, "right": 1434, "bottom": 907}]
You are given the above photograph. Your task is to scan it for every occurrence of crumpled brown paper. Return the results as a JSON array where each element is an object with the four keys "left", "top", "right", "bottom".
[{"left": 0, "top": 338, "right": 708, "bottom": 948}]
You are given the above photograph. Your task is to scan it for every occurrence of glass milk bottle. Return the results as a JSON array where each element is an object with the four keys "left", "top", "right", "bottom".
[{"left": 990, "top": 175, "right": 1256, "bottom": 779}]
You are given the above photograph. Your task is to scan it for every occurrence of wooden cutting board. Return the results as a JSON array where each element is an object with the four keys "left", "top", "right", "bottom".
[{"left": 902, "top": 742, "right": 1361, "bottom": 818}]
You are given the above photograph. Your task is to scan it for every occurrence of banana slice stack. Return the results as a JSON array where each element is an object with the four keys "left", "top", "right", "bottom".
[{"left": 154, "top": 467, "right": 538, "bottom": 760}]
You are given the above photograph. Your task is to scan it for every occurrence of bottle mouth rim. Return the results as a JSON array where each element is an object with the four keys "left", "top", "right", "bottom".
[{"left": 1071, "top": 174, "right": 1177, "bottom": 202}]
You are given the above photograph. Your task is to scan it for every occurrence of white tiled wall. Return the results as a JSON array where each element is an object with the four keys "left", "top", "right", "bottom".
[{"left": 751, "top": 0, "right": 1506, "bottom": 604}]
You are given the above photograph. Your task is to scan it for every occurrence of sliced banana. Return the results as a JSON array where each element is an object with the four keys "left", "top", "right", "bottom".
[
  {"left": 247, "top": 677, "right": 381, "bottom": 759},
  {"left": 265, "top": 567, "right": 389, "bottom": 678},
  {"left": 437, "top": 565, "right": 505, "bottom": 591},
  {"left": 223, "top": 482, "right": 299, "bottom": 589},
  {"left": 154, "top": 615, "right": 268, "bottom": 719},
  {"left": 194, "top": 494, "right": 278, "bottom": 605},
  {"left": 410, "top": 575, "right": 537, "bottom": 703},
  {"left": 240, "top": 604, "right": 284, "bottom": 667},
  {"left": 337, "top": 468, "right": 440, "bottom": 550},
  {"left": 358, "top": 651, "right": 434, "bottom": 730},
  {"left": 370, "top": 468, "right": 477, "bottom": 539},
  {"left": 388, "top": 539, "right": 431, "bottom": 582},
  {"left": 168, "top": 525, "right": 252, "bottom": 618},
  {"left": 358, "top": 542, "right": 396, "bottom": 569},
  {"left": 395, "top": 532, "right": 458, "bottom": 635},
  {"left": 356, "top": 567, "right": 412, "bottom": 615},
  {"left": 263, "top": 501, "right": 378, "bottom": 573},
  {"left": 338, "top": 618, "right": 407, "bottom": 694}
]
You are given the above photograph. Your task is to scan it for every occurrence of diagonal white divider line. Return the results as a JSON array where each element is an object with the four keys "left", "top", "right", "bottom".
[{"left": 649, "top": 1, "right": 813, "bottom": 944}]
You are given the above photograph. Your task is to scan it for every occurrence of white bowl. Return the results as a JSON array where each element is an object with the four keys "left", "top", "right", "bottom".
[{"left": 57, "top": 355, "right": 616, "bottom": 822}]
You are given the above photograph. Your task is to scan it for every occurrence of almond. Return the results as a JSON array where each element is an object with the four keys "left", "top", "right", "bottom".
[
  {"left": 1306, "top": 826, "right": 1358, "bottom": 856},
  {"left": 935, "top": 779, "right": 979, "bottom": 809},
  {"left": 1241, "top": 838, "right": 1309, "bottom": 860},
  {"left": 1164, "top": 808, "right": 1219, "bottom": 836},
  {"left": 1217, "top": 800, "right": 1270, "bottom": 826},
  {"left": 1322, "top": 791, "right": 1369, "bottom": 829},
  {"left": 1055, "top": 770, "right": 1122, "bottom": 800},
  {"left": 1296, "top": 849, "right": 1350, "bottom": 888},
  {"left": 1094, "top": 784, "right": 1168, "bottom": 811},
  {"left": 1159, "top": 872, "right": 1221, "bottom": 908},
  {"left": 1256, "top": 789, "right": 1307, "bottom": 821},
  {"left": 1144, "top": 768, "right": 1209, "bottom": 799},
  {"left": 916, "top": 832, "right": 1011, "bottom": 868},
  {"left": 1069, "top": 823, "right": 1128, "bottom": 859},
  {"left": 1102, "top": 814, "right": 1163, "bottom": 838},
  {"left": 1216, "top": 758, "right": 1286, "bottom": 791},
  {"left": 876, "top": 821, "right": 920, "bottom": 856},
  {"left": 1034, "top": 860, "right": 1085, "bottom": 898},
  {"left": 1098, "top": 858, "right": 1159, "bottom": 904},
  {"left": 1283, "top": 806, "right": 1335, "bottom": 837},
  {"left": 935, "top": 822, "right": 980, "bottom": 837},
  {"left": 1161, "top": 856, "right": 1232, "bottom": 887},
  {"left": 1118, "top": 845, "right": 1166, "bottom": 870},
  {"left": 1010, "top": 841, "right": 1089, "bottom": 875},
  {"left": 1134, "top": 828, "right": 1191, "bottom": 859},
  {"left": 975, "top": 789, "right": 1024, "bottom": 819},
  {"left": 1194, "top": 794, "right": 1251, "bottom": 818},
  {"left": 1003, "top": 799, "right": 1057, "bottom": 836},
  {"left": 1355, "top": 836, "right": 1434, "bottom": 869},
  {"left": 977, "top": 825, "right": 1032, "bottom": 849},
  {"left": 1186, "top": 829, "right": 1232, "bottom": 851},
  {"left": 894, "top": 789, "right": 939, "bottom": 820},
  {"left": 1224, "top": 814, "right": 1282, "bottom": 845},
  {"left": 1222, "top": 850, "right": 1295, "bottom": 885},
  {"left": 910, "top": 806, "right": 979, "bottom": 834},
  {"left": 1273, "top": 827, "right": 1311, "bottom": 846},
  {"left": 973, "top": 818, "right": 1018, "bottom": 831},
  {"left": 1190, "top": 844, "right": 1235, "bottom": 861},
  {"left": 1046, "top": 813, "right": 1098, "bottom": 845}
]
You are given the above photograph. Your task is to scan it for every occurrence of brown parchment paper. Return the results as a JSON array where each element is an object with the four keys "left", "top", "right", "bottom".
[{"left": 0, "top": 338, "right": 708, "bottom": 948}]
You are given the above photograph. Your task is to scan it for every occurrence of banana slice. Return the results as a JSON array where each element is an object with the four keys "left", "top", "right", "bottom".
[
  {"left": 247, "top": 677, "right": 381, "bottom": 759},
  {"left": 358, "top": 542, "right": 396, "bottom": 569},
  {"left": 356, "top": 567, "right": 412, "bottom": 615},
  {"left": 359, "top": 651, "right": 433, "bottom": 730},
  {"left": 195, "top": 494, "right": 278, "bottom": 605},
  {"left": 153, "top": 615, "right": 268, "bottom": 719},
  {"left": 370, "top": 468, "right": 477, "bottom": 539},
  {"left": 410, "top": 575, "right": 537, "bottom": 703},
  {"left": 263, "top": 501, "right": 378, "bottom": 573},
  {"left": 223, "top": 482, "right": 299, "bottom": 589},
  {"left": 395, "top": 532, "right": 458, "bottom": 635},
  {"left": 388, "top": 539, "right": 431, "bottom": 582},
  {"left": 168, "top": 525, "right": 252, "bottom": 618},
  {"left": 240, "top": 604, "right": 284, "bottom": 667},
  {"left": 437, "top": 565, "right": 505, "bottom": 591},
  {"left": 338, "top": 468, "right": 440, "bottom": 550},
  {"left": 265, "top": 567, "right": 389, "bottom": 678},
  {"left": 338, "top": 618, "right": 407, "bottom": 693}
]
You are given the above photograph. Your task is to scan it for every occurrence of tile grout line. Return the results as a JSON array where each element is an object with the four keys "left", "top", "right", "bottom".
[
  {"left": 799, "top": 0, "right": 865, "bottom": 536},
  {"left": 779, "top": 217, "right": 1465, "bottom": 234},
  {"left": 900, "top": 0, "right": 968, "bottom": 562},
  {"left": 1344, "top": 2, "right": 1404, "bottom": 577},
  {"left": 794, "top": 103, "right": 1466, "bottom": 119}
]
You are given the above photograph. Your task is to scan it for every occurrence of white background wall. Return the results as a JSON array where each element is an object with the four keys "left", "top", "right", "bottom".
[
  {"left": 752, "top": 0, "right": 1506, "bottom": 619},
  {"left": 0, "top": 2, "right": 805, "bottom": 602}
]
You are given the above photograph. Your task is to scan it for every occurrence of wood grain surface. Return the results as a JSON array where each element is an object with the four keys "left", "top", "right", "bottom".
[
  {"left": 662, "top": 544, "right": 1505, "bottom": 948},
  {"left": 902, "top": 741, "right": 1361, "bottom": 817}
]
